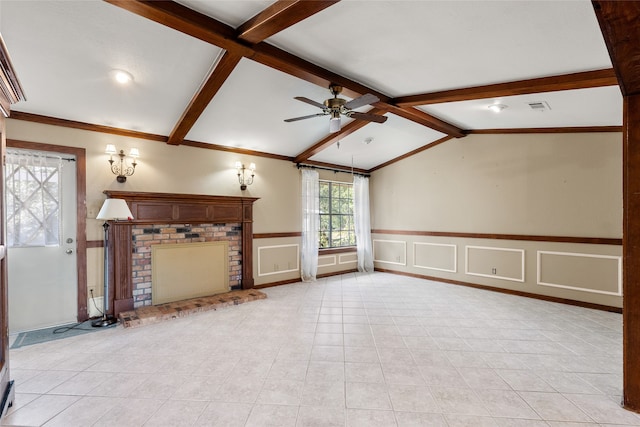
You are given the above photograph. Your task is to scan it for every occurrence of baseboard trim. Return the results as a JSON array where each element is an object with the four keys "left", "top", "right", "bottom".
[
  {"left": 253, "top": 269, "right": 359, "bottom": 289},
  {"left": 254, "top": 278, "right": 301, "bottom": 289},
  {"left": 374, "top": 267, "right": 622, "bottom": 313}
]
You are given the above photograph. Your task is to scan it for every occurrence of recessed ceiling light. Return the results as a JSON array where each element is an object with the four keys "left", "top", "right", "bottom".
[
  {"left": 488, "top": 103, "right": 507, "bottom": 113},
  {"left": 111, "top": 69, "right": 134, "bottom": 85}
]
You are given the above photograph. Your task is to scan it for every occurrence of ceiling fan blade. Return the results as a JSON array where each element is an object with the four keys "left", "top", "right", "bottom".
[
  {"left": 294, "top": 96, "right": 326, "bottom": 110},
  {"left": 344, "top": 93, "right": 380, "bottom": 110},
  {"left": 284, "top": 113, "right": 327, "bottom": 122},
  {"left": 349, "top": 111, "right": 388, "bottom": 123}
]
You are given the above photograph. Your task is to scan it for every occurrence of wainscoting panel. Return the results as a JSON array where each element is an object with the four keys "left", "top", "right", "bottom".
[
  {"left": 258, "top": 244, "right": 300, "bottom": 277},
  {"left": 466, "top": 245, "right": 525, "bottom": 282},
  {"left": 413, "top": 242, "right": 457, "bottom": 272},
  {"left": 373, "top": 240, "right": 407, "bottom": 266},
  {"left": 537, "top": 251, "right": 622, "bottom": 296},
  {"left": 318, "top": 255, "right": 337, "bottom": 267},
  {"left": 339, "top": 253, "right": 358, "bottom": 265},
  {"left": 371, "top": 230, "right": 622, "bottom": 308}
]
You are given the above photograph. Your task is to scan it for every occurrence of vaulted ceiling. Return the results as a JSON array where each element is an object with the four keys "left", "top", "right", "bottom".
[{"left": 0, "top": 0, "right": 622, "bottom": 172}]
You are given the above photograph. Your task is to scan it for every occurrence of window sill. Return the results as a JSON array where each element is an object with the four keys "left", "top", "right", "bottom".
[{"left": 319, "top": 246, "right": 357, "bottom": 255}]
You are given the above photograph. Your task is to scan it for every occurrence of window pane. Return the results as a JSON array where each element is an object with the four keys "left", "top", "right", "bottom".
[
  {"left": 344, "top": 185, "right": 353, "bottom": 200},
  {"left": 319, "top": 231, "right": 329, "bottom": 248},
  {"left": 340, "top": 185, "right": 349, "bottom": 199},
  {"left": 320, "top": 214, "right": 329, "bottom": 231},
  {"left": 331, "top": 198, "right": 340, "bottom": 213},
  {"left": 347, "top": 232, "right": 356, "bottom": 246},
  {"left": 319, "top": 180, "right": 356, "bottom": 249},
  {"left": 331, "top": 183, "right": 340, "bottom": 198},
  {"left": 6, "top": 155, "right": 62, "bottom": 247},
  {"left": 331, "top": 215, "right": 341, "bottom": 231},
  {"left": 320, "top": 182, "right": 329, "bottom": 197},
  {"left": 320, "top": 197, "right": 329, "bottom": 214}
]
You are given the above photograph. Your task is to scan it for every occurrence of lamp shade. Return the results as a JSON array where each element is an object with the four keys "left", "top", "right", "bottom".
[{"left": 96, "top": 199, "right": 134, "bottom": 220}]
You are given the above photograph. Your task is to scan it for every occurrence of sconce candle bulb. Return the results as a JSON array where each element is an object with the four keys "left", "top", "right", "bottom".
[
  {"left": 106, "top": 145, "right": 139, "bottom": 183},
  {"left": 236, "top": 161, "right": 256, "bottom": 190}
]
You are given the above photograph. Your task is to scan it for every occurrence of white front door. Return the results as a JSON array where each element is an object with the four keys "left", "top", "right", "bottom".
[{"left": 6, "top": 149, "right": 77, "bottom": 333}]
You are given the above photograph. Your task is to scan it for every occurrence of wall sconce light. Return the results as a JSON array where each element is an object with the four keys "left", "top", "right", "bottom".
[
  {"left": 106, "top": 144, "right": 139, "bottom": 183},
  {"left": 235, "top": 161, "right": 255, "bottom": 190}
]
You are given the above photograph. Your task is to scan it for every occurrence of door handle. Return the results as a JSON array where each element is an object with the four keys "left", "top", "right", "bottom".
[{"left": 65, "top": 249, "right": 73, "bottom": 255}]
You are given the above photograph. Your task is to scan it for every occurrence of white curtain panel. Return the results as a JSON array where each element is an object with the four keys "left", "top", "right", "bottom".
[
  {"left": 301, "top": 168, "right": 320, "bottom": 281},
  {"left": 353, "top": 175, "right": 374, "bottom": 272}
]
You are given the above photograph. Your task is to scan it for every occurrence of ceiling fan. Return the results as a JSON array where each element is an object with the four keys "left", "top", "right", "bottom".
[{"left": 284, "top": 84, "right": 388, "bottom": 133}]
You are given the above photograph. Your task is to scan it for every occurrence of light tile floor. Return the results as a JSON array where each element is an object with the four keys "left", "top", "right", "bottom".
[{"left": 2, "top": 272, "right": 638, "bottom": 426}]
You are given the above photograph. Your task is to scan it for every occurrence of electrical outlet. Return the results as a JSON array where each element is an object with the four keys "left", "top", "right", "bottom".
[{"left": 491, "top": 268, "right": 497, "bottom": 274}]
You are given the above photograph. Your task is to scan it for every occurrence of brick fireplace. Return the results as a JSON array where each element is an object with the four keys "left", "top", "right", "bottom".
[
  {"left": 103, "top": 191, "right": 258, "bottom": 318},
  {"left": 131, "top": 223, "right": 242, "bottom": 308}
]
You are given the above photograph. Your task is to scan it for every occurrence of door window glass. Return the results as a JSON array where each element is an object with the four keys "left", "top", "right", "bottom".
[{"left": 5, "top": 150, "right": 63, "bottom": 247}]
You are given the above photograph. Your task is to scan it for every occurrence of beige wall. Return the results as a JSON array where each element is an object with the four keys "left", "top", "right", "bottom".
[
  {"left": 372, "top": 133, "right": 622, "bottom": 237},
  {"left": 7, "top": 119, "right": 621, "bottom": 308},
  {"left": 6, "top": 119, "right": 356, "bottom": 300},
  {"left": 370, "top": 132, "right": 623, "bottom": 308},
  {"left": 7, "top": 119, "right": 303, "bottom": 235}
]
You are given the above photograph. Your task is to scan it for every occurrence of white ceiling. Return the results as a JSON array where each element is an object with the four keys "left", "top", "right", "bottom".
[{"left": 0, "top": 0, "right": 621, "bottom": 171}]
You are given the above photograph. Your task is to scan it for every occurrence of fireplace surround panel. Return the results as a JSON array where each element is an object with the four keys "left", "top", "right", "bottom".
[{"left": 102, "top": 191, "right": 258, "bottom": 317}]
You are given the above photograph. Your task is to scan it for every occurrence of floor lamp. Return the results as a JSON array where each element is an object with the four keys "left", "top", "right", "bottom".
[{"left": 93, "top": 198, "right": 134, "bottom": 327}]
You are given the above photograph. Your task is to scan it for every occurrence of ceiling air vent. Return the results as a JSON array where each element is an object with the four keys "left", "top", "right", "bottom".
[{"left": 528, "top": 101, "right": 551, "bottom": 112}]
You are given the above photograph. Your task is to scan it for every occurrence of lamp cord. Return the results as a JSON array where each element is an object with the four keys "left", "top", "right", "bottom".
[
  {"left": 90, "top": 288, "right": 104, "bottom": 317},
  {"left": 50, "top": 290, "right": 107, "bottom": 334}
]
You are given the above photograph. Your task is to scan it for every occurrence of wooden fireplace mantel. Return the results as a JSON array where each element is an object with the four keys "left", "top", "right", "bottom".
[{"left": 102, "top": 191, "right": 259, "bottom": 317}]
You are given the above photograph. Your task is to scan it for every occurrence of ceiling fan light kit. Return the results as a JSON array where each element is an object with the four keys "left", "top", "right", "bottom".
[{"left": 285, "top": 84, "right": 387, "bottom": 133}]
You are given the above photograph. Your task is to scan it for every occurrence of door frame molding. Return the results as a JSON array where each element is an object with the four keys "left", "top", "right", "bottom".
[{"left": 6, "top": 139, "right": 88, "bottom": 322}]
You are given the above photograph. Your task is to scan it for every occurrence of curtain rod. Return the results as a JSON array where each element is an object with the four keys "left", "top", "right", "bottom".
[{"left": 296, "top": 163, "right": 370, "bottom": 178}]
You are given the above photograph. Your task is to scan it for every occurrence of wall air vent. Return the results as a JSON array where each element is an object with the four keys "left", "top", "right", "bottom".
[{"left": 528, "top": 101, "right": 551, "bottom": 112}]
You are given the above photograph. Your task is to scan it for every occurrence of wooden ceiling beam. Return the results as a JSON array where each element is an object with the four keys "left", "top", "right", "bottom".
[
  {"left": 237, "top": 0, "right": 339, "bottom": 44},
  {"left": 167, "top": 51, "right": 242, "bottom": 145},
  {"left": 393, "top": 69, "right": 619, "bottom": 107},
  {"left": 293, "top": 108, "right": 386, "bottom": 163},
  {"left": 379, "top": 103, "right": 466, "bottom": 138},
  {"left": 104, "top": 0, "right": 253, "bottom": 56},
  {"left": 248, "top": 41, "right": 387, "bottom": 101},
  {"left": 593, "top": 2, "right": 640, "bottom": 95},
  {"left": 105, "top": 0, "right": 464, "bottom": 138},
  {"left": 368, "top": 135, "right": 455, "bottom": 173},
  {"left": 156, "top": 0, "right": 339, "bottom": 146}
]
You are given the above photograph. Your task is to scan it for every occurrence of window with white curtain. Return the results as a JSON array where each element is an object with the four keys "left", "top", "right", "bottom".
[{"left": 5, "top": 150, "right": 63, "bottom": 247}]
